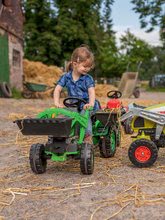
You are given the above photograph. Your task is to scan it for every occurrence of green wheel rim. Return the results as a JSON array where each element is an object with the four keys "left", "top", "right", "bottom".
[{"left": 110, "top": 130, "right": 116, "bottom": 152}]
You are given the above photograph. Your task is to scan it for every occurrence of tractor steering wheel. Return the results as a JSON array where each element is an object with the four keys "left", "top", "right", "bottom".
[
  {"left": 63, "top": 97, "right": 87, "bottom": 110},
  {"left": 107, "top": 90, "right": 122, "bottom": 99}
]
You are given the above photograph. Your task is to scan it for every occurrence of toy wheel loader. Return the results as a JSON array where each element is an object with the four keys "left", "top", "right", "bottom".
[
  {"left": 121, "top": 103, "right": 165, "bottom": 167},
  {"left": 14, "top": 92, "right": 122, "bottom": 175}
]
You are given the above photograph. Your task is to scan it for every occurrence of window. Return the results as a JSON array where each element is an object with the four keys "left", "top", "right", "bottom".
[{"left": 12, "top": 49, "right": 21, "bottom": 67}]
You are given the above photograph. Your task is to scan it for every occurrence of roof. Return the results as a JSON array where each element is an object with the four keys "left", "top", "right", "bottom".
[{"left": 0, "top": 0, "right": 24, "bottom": 40}]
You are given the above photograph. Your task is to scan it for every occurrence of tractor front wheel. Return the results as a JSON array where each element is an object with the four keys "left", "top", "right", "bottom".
[
  {"left": 80, "top": 143, "right": 94, "bottom": 175},
  {"left": 128, "top": 139, "right": 158, "bottom": 168},
  {"left": 29, "top": 143, "right": 47, "bottom": 174}
]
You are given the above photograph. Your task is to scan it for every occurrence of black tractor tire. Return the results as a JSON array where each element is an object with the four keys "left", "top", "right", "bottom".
[
  {"left": 123, "top": 117, "right": 134, "bottom": 134},
  {"left": 80, "top": 143, "right": 94, "bottom": 175},
  {"left": 128, "top": 139, "right": 158, "bottom": 168},
  {"left": 0, "top": 82, "right": 12, "bottom": 98},
  {"left": 133, "top": 88, "right": 140, "bottom": 98},
  {"left": 99, "top": 128, "right": 117, "bottom": 158},
  {"left": 29, "top": 143, "right": 47, "bottom": 174}
]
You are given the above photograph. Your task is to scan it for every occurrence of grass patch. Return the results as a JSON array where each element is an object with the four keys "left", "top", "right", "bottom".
[
  {"left": 12, "top": 87, "right": 23, "bottom": 99},
  {"left": 146, "top": 87, "right": 165, "bottom": 92}
]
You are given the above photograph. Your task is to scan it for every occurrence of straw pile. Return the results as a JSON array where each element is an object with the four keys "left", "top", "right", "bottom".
[
  {"left": 23, "top": 60, "right": 117, "bottom": 99},
  {"left": 95, "top": 84, "right": 117, "bottom": 97},
  {"left": 23, "top": 59, "right": 63, "bottom": 86}
]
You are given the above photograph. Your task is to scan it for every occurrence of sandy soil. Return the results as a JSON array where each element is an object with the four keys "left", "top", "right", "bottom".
[{"left": 0, "top": 91, "right": 165, "bottom": 220}]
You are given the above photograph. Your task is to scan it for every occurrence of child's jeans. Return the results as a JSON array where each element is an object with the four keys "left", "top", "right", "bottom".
[{"left": 80, "top": 109, "right": 92, "bottom": 136}]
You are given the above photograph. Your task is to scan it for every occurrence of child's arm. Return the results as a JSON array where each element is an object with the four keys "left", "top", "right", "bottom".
[
  {"left": 53, "top": 84, "right": 64, "bottom": 108},
  {"left": 83, "top": 87, "right": 95, "bottom": 110}
]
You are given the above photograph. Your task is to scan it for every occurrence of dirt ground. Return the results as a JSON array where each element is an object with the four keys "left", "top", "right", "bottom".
[{"left": 0, "top": 91, "right": 165, "bottom": 220}]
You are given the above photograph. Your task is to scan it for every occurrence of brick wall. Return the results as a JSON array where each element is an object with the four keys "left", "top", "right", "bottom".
[{"left": 8, "top": 33, "right": 23, "bottom": 90}]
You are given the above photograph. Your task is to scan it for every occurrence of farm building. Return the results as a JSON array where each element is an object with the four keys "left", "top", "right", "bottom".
[{"left": 0, "top": 0, "right": 24, "bottom": 96}]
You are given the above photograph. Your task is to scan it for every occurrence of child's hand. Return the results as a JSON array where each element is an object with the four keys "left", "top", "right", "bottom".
[
  {"left": 83, "top": 103, "right": 94, "bottom": 110},
  {"left": 54, "top": 102, "right": 64, "bottom": 108}
]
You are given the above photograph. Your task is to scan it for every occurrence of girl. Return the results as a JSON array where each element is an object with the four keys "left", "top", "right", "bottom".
[{"left": 54, "top": 45, "right": 100, "bottom": 143}]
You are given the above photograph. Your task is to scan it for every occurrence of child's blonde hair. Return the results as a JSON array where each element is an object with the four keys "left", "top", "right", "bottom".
[{"left": 66, "top": 45, "right": 94, "bottom": 72}]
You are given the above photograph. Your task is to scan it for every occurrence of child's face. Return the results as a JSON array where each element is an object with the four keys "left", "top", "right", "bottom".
[{"left": 73, "top": 59, "right": 92, "bottom": 75}]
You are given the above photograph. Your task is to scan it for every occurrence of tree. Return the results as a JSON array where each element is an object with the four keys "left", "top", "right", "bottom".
[
  {"left": 96, "top": 34, "right": 124, "bottom": 77},
  {"left": 23, "top": 0, "right": 115, "bottom": 70},
  {"left": 23, "top": 0, "right": 61, "bottom": 65},
  {"left": 146, "top": 46, "right": 165, "bottom": 77},
  {"left": 53, "top": 0, "right": 101, "bottom": 64},
  {"left": 119, "top": 30, "right": 154, "bottom": 79},
  {"left": 131, "top": 0, "right": 165, "bottom": 46}
]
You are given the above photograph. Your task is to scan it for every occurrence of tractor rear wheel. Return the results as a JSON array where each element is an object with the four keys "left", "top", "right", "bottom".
[
  {"left": 99, "top": 128, "right": 117, "bottom": 158},
  {"left": 80, "top": 143, "right": 94, "bottom": 175},
  {"left": 116, "top": 125, "right": 121, "bottom": 147},
  {"left": 29, "top": 143, "right": 47, "bottom": 174},
  {"left": 128, "top": 139, "right": 158, "bottom": 168}
]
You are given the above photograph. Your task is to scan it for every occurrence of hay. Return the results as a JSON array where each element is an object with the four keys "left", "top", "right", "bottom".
[
  {"left": 23, "top": 59, "right": 63, "bottom": 86},
  {"left": 23, "top": 60, "right": 118, "bottom": 99},
  {"left": 90, "top": 184, "right": 165, "bottom": 219},
  {"left": 95, "top": 84, "right": 117, "bottom": 98}
]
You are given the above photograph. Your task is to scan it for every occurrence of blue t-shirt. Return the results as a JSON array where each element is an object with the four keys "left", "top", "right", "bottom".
[{"left": 57, "top": 71, "right": 100, "bottom": 111}]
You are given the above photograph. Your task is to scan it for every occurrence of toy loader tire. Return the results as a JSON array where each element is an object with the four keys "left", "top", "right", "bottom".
[
  {"left": 123, "top": 117, "right": 133, "bottom": 134},
  {"left": 29, "top": 143, "right": 47, "bottom": 174},
  {"left": 80, "top": 143, "right": 94, "bottom": 175},
  {"left": 128, "top": 139, "right": 158, "bottom": 168},
  {"left": 99, "top": 128, "right": 117, "bottom": 158}
]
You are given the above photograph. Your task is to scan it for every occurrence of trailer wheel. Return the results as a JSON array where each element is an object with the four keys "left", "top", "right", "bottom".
[
  {"left": 22, "top": 91, "right": 33, "bottom": 99},
  {"left": 29, "top": 143, "right": 47, "bottom": 174},
  {"left": 80, "top": 143, "right": 94, "bottom": 175},
  {"left": 99, "top": 128, "right": 117, "bottom": 158},
  {"left": 0, "top": 82, "right": 12, "bottom": 98},
  {"left": 128, "top": 139, "right": 158, "bottom": 168},
  {"left": 133, "top": 88, "right": 140, "bottom": 98}
]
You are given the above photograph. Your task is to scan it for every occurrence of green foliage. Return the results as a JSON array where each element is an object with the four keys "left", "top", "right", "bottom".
[
  {"left": 142, "top": 46, "right": 165, "bottom": 79},
  {"left": 53, "top": 0, "right": 103, "bottom": 64},
  {"left": 96, "top": 34, "right": 125, "bottom": 77},
  {"left": 146, "top": 87, "right": 165, "bottom": 92},
  {"left": 119, "top": 30, "right": 154, "bottom": 78},
  {"left": 23, "top": 0, "right": 164, "bottom": 80},
  {"left": 23, "top": 0, "right": 61, "bottom": 65},
  {"left": 131, "top": 0, "right": 165, "bottom": 46},
  {"left": 23, "top": 0, "right": 117, "bottom": 74}
]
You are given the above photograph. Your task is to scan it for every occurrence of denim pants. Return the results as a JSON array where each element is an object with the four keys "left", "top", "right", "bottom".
[{"left": 80, "top": 109, "right": 92, "bottom": 136}]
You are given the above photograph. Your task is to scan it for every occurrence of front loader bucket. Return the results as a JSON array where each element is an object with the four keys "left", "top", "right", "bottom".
[{"left": 14, "top": 118, "right": 73, "bottom": 137}]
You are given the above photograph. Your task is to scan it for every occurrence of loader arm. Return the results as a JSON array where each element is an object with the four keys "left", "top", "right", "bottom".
[{"left": 120, "top": 105, "right": 165, "bottom": 140}]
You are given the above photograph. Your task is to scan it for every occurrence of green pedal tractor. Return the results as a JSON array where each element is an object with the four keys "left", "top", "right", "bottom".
[
  {"left": 15, "top": 91, "right": 122, "bottom": 175},
  {"left": 121, "top": 103, "right": 165, "bottom": 167}
]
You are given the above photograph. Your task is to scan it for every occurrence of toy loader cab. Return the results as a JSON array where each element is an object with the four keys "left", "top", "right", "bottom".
[{"left": 121, "top": 103, "right": 165, "bottom": 167}]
